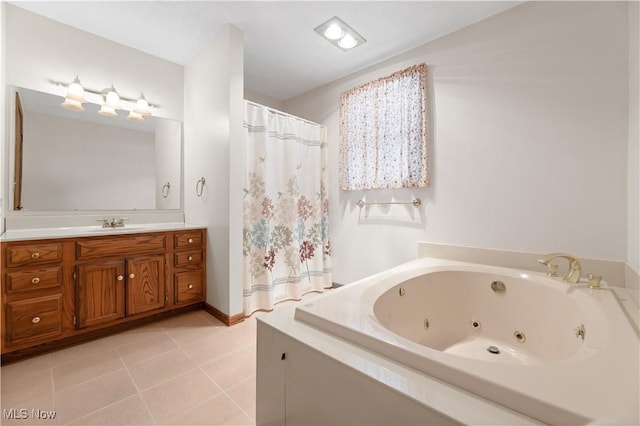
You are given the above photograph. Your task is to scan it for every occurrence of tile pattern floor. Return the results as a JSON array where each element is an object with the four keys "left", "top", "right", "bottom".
[{"left": 0, "top": 294, "right": 320, "bottom": 425}]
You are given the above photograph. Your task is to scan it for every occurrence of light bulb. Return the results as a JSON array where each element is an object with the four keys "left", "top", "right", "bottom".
[
  {"left": 127, "top": 111, "right": 144, "bottom": 122},
  {"left": 324, "top": 23, "right": 344, "bottom": 40},
  {"left": 105, "top": 88, "right": 120, "bottom": 108},
  {"left": 134, "top": 93, "right": 151, "bottom": 116},
  {"left": 338, "top": 34, "right": 358, "bottom": 49},
  {"left": 98, "top": 104, "right": 117, "bottom": 117},
  {"left": 64, "top": 76, "right": 87, "bottom": 103},
  {"left": 61, "top": 98, "right": 84, "bottom": 112}
]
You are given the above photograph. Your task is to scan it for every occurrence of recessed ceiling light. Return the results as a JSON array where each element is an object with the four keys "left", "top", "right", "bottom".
[
  {"left": 338, "top": 34, "right": 358, "bottom": 49},
  {"left": 324, "top": 23, "right": 344, "bottom": 40},
  {"left": 314, "top": 16, "right": 366, "bottom": 51}
]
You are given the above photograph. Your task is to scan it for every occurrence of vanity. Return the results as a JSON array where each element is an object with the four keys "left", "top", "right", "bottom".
[{"left": 1, "top": 225, "right": 206, "bottom": 361}]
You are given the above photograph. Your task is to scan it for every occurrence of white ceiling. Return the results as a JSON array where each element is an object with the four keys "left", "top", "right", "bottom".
[{"left": 10, "top": 1, "right": 523, "bottom": 101}]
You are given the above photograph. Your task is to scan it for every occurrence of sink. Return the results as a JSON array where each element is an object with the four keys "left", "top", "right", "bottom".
[{"left": 85, "top": 226, "right": 145, "bottom": 233}]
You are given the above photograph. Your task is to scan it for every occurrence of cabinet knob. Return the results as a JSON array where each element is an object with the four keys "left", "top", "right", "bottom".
[
  {"left": 117, "top": 275, "right": 124, "bottom": 281},
  {"left": 32, "top": 277, "right": 41, "bottom": 284},
  {"left": 32, "top": 316, "right": 41, "bottom": 324},
  {"left": 31, "top": 252, "right": 40, "bottom": 259},
  {"left": 188, "top": 284, "right": 193, "bottom": 289},
  {"left": 129, "top": 273, "right": 135, "bottom": 279},
  {"left": 188, "top": 256, "right": 193, "bottom": 261},
  {"left": 188, "top": 238, "right": 194, "bottom": 243}
]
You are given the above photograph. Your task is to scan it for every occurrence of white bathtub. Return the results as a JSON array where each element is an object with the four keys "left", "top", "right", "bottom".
[{"left": 294, "top": 258, "right": 639, "bottom": 425}]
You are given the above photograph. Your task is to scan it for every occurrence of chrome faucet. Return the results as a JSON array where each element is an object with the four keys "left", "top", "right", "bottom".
[
  {"left": 538, "top": 253, "right": 582, "bottom": 283},
  {"left": 98, "top": 218, "right": 128, "bottom": 228}
]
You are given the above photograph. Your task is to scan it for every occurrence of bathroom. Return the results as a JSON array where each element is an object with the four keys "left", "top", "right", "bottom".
[{"left": 0, "top": 1, "right": 638, "bottom": 425}]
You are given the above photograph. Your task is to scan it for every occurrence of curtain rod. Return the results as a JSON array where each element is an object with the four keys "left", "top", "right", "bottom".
[{"left": 245, "top": 100, "right": 324, "bottom": 128}]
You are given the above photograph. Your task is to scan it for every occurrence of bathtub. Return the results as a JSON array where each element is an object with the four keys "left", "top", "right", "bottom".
[{"left": 294, "top": 258, "right": 639, "bottom": 425}]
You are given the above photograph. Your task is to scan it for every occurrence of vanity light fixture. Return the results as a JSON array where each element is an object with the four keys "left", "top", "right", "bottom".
[
  {"left": 314, "top": 17, "right": 366, "bottom": 51},
  {"left": 56, "top": 77, "right": 157, "bottom": 121},
  {"left": 60, "top": 76, "right": 87, "bottom": 111}
]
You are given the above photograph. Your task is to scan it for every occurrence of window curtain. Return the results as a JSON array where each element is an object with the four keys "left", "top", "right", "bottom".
[
  {"left": 339, "top": 63, "right": 429, "bottom": 190},
  {"left": 242, "top": 101, "right": 332, "bottom": 316}
]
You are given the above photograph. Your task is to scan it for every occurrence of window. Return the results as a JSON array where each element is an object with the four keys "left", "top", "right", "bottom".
[{"left": 339, "top": 63, "right": 429, "bottom": 190}]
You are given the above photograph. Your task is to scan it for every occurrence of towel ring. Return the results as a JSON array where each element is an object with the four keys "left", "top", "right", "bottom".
[
  {"left": 162, "top": 182, "right": 171, "bottom": 199},
  {"left": 196, "top": 177, "right": 206, "bottom": 197}
]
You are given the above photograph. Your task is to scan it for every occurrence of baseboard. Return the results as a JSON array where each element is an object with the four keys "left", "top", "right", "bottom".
[{"left": 202, "top": 302, "right": 245, "bottom": 326}]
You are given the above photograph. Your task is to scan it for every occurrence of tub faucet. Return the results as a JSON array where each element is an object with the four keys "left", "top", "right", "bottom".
[{"left": 538, "top": 253, "right": 582, "bottom": 283}]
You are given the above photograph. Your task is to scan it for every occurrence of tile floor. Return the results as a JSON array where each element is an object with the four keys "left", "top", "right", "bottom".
[{"left": 0, "top": 294, "right": 320, "bottom": 426}]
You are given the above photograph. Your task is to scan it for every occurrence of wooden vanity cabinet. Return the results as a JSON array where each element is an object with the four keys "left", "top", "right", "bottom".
[{"left": 1, "top": 228, "right": 206, "bottom": 357}]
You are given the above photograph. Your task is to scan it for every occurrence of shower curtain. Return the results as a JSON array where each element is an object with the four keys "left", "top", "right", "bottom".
[{"left": 242, "top": 101, "right": 332, "bottom": 316}]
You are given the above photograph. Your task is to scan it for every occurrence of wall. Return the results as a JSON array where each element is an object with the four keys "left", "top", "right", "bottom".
[
  {"left": 22, "top": 111, "right": 155, "bottom": 210},
  {"left": 2, "top": 5, "right": 184, "bottom": 226},
  {"left": 3, "top": 5, "right": 183, "bottom": 120},
  {"left": 284, "top": 2, "right": 630, "bottom": 285},
  {"left": 628, "top": 2, "right": 640, "bottom": 273},
  {"left": 244, "top": 88, "right": 284, "bottom": 111},
  {"left": 184, "top": 24, "right": 244, "bottom": 317},
  {"left": 155, "top": 119, "right": 182, "bottom": 210}
]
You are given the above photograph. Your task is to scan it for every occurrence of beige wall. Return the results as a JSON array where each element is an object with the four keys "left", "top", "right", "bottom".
[{"left": 284, "top": 2, "right": 630, "bottom": 285}]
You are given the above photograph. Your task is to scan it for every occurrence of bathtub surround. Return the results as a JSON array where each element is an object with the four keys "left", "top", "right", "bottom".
[
  {"left": 283, "top": 2, "right": 635, "bottom": 288},
  {"left": 242, "top": 101, "right": 332, "bottom": 315}
]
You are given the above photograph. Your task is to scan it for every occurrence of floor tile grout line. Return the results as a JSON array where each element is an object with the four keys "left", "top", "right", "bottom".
[
  {"left": 222, "top": 374, "right": 257, "bottom": 422},
  {"left": 116, "top": 330, "right": 180, "bottom": 368},
  {"left": 115, "top": 346, "right": 159, "bottom": 425}
]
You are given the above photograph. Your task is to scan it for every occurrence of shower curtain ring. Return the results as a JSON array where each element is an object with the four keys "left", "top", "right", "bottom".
[{"left": 196, "top": 177, "right": 206, "bottom": 197}]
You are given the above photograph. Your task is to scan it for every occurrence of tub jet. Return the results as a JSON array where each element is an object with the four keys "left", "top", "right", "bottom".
[{"left": 487, "top": 346, "right": 500, "bottom": 354}]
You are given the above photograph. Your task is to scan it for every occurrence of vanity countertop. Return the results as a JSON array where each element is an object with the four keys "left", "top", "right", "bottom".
[{"left": 0, "top": 223, "right": 206, "bottom": 242}]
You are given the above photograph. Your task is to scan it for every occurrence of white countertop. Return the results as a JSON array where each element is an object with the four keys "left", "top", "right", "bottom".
[{"left": 0, "top": 223, "right": 206, "bottom": 242}]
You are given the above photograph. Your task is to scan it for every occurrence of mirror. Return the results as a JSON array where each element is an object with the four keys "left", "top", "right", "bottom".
[{"left": 10, "top": 86, "right": 182, "bottom": 211}]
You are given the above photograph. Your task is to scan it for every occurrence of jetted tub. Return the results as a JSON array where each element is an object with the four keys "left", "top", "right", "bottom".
[{"left": 294, "top": 258, "right": 639, "bottom": 425}]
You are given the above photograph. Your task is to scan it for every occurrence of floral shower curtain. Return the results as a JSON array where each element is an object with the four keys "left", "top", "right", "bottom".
[{"left": 242, "top": 101, "right": 332, "bottom": 316}]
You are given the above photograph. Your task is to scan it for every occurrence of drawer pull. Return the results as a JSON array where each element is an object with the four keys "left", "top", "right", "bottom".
[
  {"left": 188, "top": 284, "right": 193, "bottom": 289},
  {"left": 32, "top": 316, "right": 41, "bottom": 324},
  {"left": 31, "top": 252, "right": 40, "bottom": 259},
  {"left": 129, "top": 273, "right": 135, "bottom": 279},
  {"left": 32, "top": 277, "right": 41, "bottom": 284},
  {"left": 188, "top": 256, "right": 193, "bottom": 261},
  {"left": 188, "top": 238, "right": 194, "bottom": 243},
  {"left": 117, "top": 275, "right": 124, "bottom": 281}
]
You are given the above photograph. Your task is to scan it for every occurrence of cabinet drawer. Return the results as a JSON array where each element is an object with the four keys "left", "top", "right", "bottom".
[
  {"left": 174, "top": 232, "right": 203, "bottom": 249},
  {"left": 6, "top": 243, "right": 62, "bottom": 267},
  {"left": 175, "top": 272, "right": 204, "bottom": 304},
  {"left": 174, "top": 250, "right": 202, "bottom": 268},
  {"left": 6, "top": 267, "right": 63, "bottom": 294},
  {"left": 76, "top": 234, "right": 165, "bottom": 260},
  {"left": 6, "top": 294, "right": 63, "bottom": 346}
]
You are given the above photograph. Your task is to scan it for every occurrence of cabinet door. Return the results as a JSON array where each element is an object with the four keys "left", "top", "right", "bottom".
[
  {"left": 76, "top": 261, "right": 125, "bottom": 328},
  {"left": 126, "top": 255, "right": 165, "bottom": 316}
]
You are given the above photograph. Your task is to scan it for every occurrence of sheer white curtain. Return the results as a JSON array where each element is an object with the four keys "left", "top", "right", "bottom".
[{"left": 242, "top": 101, "right": 332, "bottom": 316}]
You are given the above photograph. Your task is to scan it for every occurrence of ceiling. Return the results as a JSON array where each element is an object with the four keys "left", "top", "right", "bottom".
[{"left": 9, "top": 1, "right": 523, "bottom": 101}]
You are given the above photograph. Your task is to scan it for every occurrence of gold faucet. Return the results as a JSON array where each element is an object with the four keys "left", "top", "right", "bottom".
[{"left": 538, "top": 253, "right": 582, "bottom": 283}]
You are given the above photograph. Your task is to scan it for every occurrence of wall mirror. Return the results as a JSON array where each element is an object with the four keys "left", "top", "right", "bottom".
[{"left": 9, "top": 86, "right": 182, "bottom": 211}]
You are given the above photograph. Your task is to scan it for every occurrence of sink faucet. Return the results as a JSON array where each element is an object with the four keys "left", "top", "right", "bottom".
[
  {"left": 538, "top": 253, "right": 582, "bottom": 283},
  {"left": 98, "top": 218, "right": 128, "bottom": 228}
]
